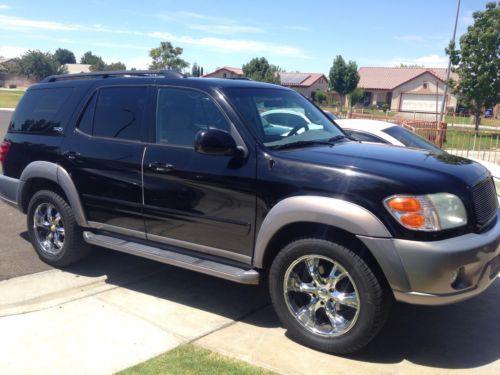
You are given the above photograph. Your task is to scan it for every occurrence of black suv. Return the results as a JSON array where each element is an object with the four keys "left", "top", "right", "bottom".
[{"left": 1, "top": 70, "right": 499, "bottom": 354}]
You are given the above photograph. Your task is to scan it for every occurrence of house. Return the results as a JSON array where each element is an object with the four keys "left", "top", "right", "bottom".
[
  {"left": 279, "top": 73, "right": 329, "bottom": 100},
  {"left": 203, "top": 66, "right": 244, "bottom": 79},
  {"left": 0, "top": 57, "right": 34, "bottom": 88},
  {"left": 64, "top": 63, "right": 91, "bottom": 74},
  {"left": 203, "top": 67, "right": 329, "bottom": 100},
  {"left": 357, "top": 67, "right": 459, "bottom": 113}
]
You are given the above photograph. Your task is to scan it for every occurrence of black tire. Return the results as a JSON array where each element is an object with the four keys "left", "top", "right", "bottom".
[
  {"left": 269, "top": 238, "right": 391, "bottom": 354},
  {"left": 27, "top": 190, "right": 91, "bottom": 267}
]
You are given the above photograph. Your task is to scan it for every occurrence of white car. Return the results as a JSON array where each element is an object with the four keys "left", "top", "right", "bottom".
[
  {"left": 335, "top": 119, "right": 443, "bottom": 152},
  {"left": 260, "top": 109, "right": 322, "bottom": 137},
  {"left": 335, "top": 119, "right": 500, "bottom": 200}
]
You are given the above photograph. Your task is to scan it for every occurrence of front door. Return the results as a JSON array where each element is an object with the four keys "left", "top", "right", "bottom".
[{"left": 142, "top": 87, "right": 256, "bottom": 262}]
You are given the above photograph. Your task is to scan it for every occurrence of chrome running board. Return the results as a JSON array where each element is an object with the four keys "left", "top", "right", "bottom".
[{"left": 83, "top": 232, "right": 259, "bottom": 285}]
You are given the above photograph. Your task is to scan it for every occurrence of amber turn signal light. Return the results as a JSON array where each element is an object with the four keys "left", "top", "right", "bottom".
[{"left": 386, "top": 197, "right": 421, "bottom": 213}]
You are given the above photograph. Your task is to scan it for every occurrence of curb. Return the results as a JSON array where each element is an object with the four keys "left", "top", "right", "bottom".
[
  {"left": 0, "top": 263, "right": 163, "bottom": 317},
  {"left": 0, "top": 108, "right": 15, "bottom": 112}
]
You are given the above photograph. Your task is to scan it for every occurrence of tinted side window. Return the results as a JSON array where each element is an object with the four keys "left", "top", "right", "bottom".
[
  {"left": 348, "top": 130, "right": 387, "bottom": 143},
  {"left": 9, "top": 87, "right": 74, "bottom": 134},
  {"left": 156, "top": 88, "right": 230, "bottom": 146},
  {"left": 77, "top": 93, "right": 97, "bottom": 135},
  {"left": 93, "top": 87, "right": 147, "bottom": 141}
]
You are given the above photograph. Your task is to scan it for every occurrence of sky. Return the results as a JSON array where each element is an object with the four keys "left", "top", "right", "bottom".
[{"left": 0, "top": 0, "right": 488, "bottom": 74}]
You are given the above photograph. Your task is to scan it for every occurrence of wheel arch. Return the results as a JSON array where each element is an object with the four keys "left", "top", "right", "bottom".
[
  {"left": 253, "top": 196, "right": 391, "bottom": 269},
  {"left": 18, "top": 161, "right": 88, "bottom": 227}
]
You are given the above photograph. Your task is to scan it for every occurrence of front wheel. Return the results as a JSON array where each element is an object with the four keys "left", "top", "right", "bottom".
[{"left": 269, "top": 238, "right": 391, "bottom": 354}]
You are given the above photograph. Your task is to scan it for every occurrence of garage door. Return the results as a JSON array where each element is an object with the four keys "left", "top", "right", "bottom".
[{"left": 400, "top": 94, "right": 444, "bottom": 113}]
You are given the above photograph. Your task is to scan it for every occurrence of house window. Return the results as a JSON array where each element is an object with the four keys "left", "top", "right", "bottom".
[
  {"left": 223, "top": 73, "right": 227, "bottom": 78},
  {"left": 423, "top": 82, "right": 429, "bottom": 89}
]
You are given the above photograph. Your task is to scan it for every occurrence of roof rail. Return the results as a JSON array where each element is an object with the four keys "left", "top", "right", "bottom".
[{"left": 42, "top": 69, "right": 186, "bottom": 83}]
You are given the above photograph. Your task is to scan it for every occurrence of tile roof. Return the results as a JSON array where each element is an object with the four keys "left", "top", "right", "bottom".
[
  {"left": 358, "top": 67, "right": 459, "bottom": 90},
  {"left": 280, "top": 72, "right": 327, "bottom": 87},
  {"left": 203, "top": 66, "right": 244, "bottom": 77}
]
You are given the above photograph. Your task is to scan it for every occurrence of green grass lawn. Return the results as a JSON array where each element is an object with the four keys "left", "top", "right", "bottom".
[
  {"left": 116, "top": 345, "right": 276, "bottom": 375},
  {"left": 442, "top": 130, "right": 500, "bottom": 151},
  {"left": 0, "top": 90, "right": 24, "bottom": 108}
]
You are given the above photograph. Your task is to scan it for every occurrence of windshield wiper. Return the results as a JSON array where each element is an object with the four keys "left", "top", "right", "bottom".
[{"left": 272, "top": 140, "right": 335, "bottom": 150}]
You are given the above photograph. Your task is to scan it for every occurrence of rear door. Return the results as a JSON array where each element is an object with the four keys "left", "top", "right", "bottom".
[
  {"left": 61, "top": 85, "right": 151, "bottom": 237},
  {"left": 142, "top": 86, "right": 257, "bottom": 263}
]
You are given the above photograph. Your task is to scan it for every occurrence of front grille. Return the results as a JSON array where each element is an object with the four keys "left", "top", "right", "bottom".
[{"left": 471, "top": 177, "right": 498, "bottom": 227}]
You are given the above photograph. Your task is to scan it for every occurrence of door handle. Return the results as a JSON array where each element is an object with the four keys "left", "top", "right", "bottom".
[
  {"left": 63, "top": 151, "right": 80, "bottom": 160},
  {"left": 148, "top": 162, "right": 174, "bottom": 173}
]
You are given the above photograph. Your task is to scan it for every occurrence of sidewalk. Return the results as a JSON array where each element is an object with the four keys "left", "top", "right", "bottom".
[
  {"left": 0, "top": 263, "right": 268, "bottom": 375},
  {"left": 0, "top": 262, "right": 498, "bottom": 375}
]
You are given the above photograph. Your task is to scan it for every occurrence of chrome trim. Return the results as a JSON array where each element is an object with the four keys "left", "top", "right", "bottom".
[
  {"left": 88, "top": 221, "right": 147, "bottom": 240},
  {"left": 83, "top": 231, "right": 259, "bottom": 285},
  {"left": 253, "top": 196, "right": 391, "bottom": 268},
  {"left": 283, "top": 254, "right": 360, "bottom": 337},
  {"left": 147, "top": 233, "right": 252, "bottom": 265}
]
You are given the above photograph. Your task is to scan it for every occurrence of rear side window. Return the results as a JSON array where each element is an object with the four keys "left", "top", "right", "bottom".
[
  {"left": 88, "top": 86, "right": 147, "bottom": 141},
  {"left": 9, "top": 87, "right": 74, "bottom": 134}
]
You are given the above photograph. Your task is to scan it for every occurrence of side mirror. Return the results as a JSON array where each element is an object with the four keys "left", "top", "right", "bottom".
[{"left": 195, "top": 129, "right": 239, "bottom": 156}]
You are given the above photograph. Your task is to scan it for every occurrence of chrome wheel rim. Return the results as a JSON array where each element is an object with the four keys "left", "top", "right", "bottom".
[
  {"left": 283, "top": 254, "right": 360, "bottom": 337},
  {"left": 33, "top": 203, "right": 65, "bottom": 256}
]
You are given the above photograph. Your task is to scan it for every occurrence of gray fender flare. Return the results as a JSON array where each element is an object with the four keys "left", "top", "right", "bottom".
[
  {"left": 253, "top": 196, "right": 391, "bottom": 268},
  {"left": 18, "top": 161, "right": 88, "bottom": 227}
]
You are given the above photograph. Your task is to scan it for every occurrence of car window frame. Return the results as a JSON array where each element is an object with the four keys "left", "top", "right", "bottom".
[
  {"left": 151, "top": 85, "right": 248, "bottom": 155},
  {"left": 74, "top": 84, "right": 151, "bottom": 144}
]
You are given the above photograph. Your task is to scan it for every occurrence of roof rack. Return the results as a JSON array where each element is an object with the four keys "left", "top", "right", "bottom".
[{"left": 42, "top": 69, "right": 186, "bottom": 83}]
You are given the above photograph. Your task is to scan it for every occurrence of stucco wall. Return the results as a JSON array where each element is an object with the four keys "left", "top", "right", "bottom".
[
  {"left": 390, "top": 72, "right": 457, "bottom": 111},
  {"left": 288, "top": 78, "right": 328, "bottom": 99}
]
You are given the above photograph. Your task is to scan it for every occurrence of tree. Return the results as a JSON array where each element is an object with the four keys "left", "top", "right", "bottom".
[
  {"left": 105, "top": 62, "right": 127, "bottom": 71},
  {"left": 149, "top": 41, "right": 189, "bottom": 71},
  {"left": 54, "top": 48, "right": 76, "bottom": 65},
  {"left": 12, "top": 50, "right": 66, "bottom": 80},
  {"left": 329, "top": 55, "right": 360, "bottom": 111},
  {"left": 80, "top": 51, "right": 102, "bottom": 65},
  {"left": 348, "top": 87, "right": 364, "bottom": 109},
  {"left": 200, "top": 66, "right": 204, "bottom": 76},
  {"left": 446, "top": 2, "right": 499, "bottom": 131},
  {"left": 89, "top": 58, "right": 106, "bottom": 71},
  {"left": 242, "top": 57, "right": 280, "bottom": 84}
]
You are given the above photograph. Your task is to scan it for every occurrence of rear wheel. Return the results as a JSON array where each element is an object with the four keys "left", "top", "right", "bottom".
[
  {"left": 269, "top": 238, "right": 390, "bottom": 354},
  {"left": 27, "top": 190, "right": 91, "bottom": 267}
]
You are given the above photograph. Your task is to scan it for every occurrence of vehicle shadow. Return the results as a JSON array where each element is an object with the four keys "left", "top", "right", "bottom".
[{"left": 64, "top": 247, "right": 499, "bottom": 369}]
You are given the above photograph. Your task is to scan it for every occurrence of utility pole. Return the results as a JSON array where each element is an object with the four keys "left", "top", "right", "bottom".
[{"left": 439, "top": 0, "right": 461, "bottom": 122}]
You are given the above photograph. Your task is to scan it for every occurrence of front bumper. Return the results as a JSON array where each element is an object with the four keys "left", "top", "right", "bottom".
[{"left": 359, "top": 211, "right": 500, "bottom": 306}]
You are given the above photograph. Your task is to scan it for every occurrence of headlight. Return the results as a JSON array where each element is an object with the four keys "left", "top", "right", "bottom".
[{"left": 384, "top": 193, "right": 467, "bottom": 231}]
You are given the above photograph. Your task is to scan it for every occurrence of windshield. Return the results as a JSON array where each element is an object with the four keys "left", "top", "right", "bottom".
[
  {"left": 383, "top": 125, "right": 443, "bottom": 153},
  {"left": 224, "top": 88, "right": 344, "bottom": 148}
]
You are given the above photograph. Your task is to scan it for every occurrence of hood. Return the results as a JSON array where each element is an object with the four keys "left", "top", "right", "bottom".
[{"left": 272, "top": 142, "right": 489, "bottom": 191}]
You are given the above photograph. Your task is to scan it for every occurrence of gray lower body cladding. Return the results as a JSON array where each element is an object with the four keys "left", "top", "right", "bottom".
[{"left": 359, "top": 210, "right": 500, "bottom": 305}]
